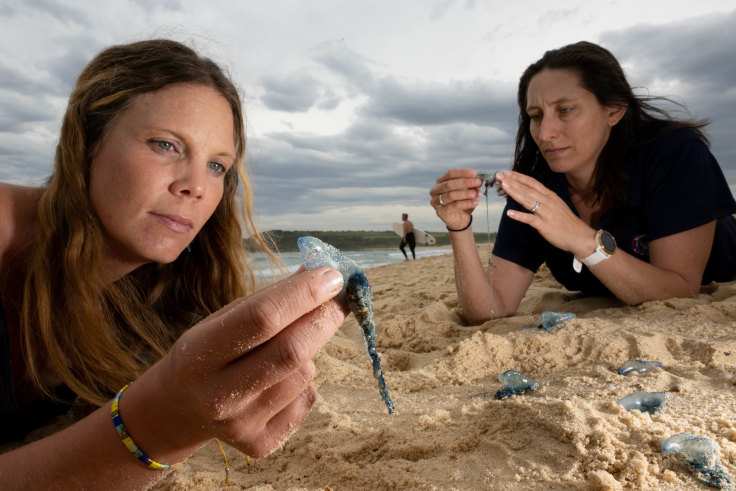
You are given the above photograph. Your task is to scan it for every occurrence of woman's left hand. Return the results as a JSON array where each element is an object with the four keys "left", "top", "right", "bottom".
[{"left": 496, "top": 170, "right": 595, "bottom": 257}]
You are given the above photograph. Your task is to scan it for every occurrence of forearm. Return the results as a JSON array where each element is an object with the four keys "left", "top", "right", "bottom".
[
  {"left": 590, "top": 250, "right": 700, "bottom": 304},
  {"left": 449, "top": 227, "right": 497, "bottom": 323},
  {"left": 0, "top": 376, "right": 205, "bottom": 489}
]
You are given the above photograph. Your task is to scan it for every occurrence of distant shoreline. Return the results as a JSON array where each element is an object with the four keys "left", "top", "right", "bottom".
[{"left": 251, "top": 229, "right": 497, "bottom": 252}]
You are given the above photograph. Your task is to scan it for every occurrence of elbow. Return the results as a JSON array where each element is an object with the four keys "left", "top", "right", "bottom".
[
  {"left": 461, "top": 304, "right": 516, "bottom": 325},
  {"left": 616, "top": 282, "right": 701, "bottom": 306}
]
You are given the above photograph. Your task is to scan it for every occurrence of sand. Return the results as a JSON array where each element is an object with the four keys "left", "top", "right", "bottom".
[
  {"left": 10, "top": 249, "right": 736, "bottom": 489},
  {"left": 149, "top": 248, "right": 736, "bottom": 490}
]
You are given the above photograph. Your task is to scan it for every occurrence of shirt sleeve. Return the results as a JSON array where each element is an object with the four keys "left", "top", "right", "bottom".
[{"left": 641, "top": 129, "right": 736, "bottom": 241}]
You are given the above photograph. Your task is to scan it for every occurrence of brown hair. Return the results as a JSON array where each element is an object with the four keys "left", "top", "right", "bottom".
[
  {"left": 22, "top": 39, "right": 279, "bottom": 405},
  {"left": 513, "top": 41, "right": 709, "bottom": 204}
]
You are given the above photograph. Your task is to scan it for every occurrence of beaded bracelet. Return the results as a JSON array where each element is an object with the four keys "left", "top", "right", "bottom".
[
  {"left": 446, "top": 215, "right": 472, "bottom": 232},
  {"left": 111, "top": 383, "right": 230, "bottom": 482},
  {"left": 111, "top": 383, "right": 184, "bottom": 470}
]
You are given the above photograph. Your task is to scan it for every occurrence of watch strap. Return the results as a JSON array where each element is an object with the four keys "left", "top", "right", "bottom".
[{"left": 573, "top": 230, "right": 614, "bottom": 273}]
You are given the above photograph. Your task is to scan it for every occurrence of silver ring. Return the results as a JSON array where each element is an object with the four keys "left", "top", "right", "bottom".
[
  {"left": 530, "top": 201, "right": 540, "bottom": 214},
  {"left": 439, "top": 194, "right": 446, "bottom": 206}
]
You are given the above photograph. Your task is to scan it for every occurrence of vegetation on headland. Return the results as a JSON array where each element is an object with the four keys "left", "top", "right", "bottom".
[{"left": 246, "top": 229, "right": 497, "bottom": 252}]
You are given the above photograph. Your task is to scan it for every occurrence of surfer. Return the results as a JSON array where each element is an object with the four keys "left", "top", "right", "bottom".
[
  {"left": 399, "top": 213, "right": 416, "bottom": 261},
  {"left": 429, "top": 41, "right": 736, "bottom": 324}
]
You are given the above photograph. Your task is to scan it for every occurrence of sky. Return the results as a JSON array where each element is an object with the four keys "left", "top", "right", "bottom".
[{"left": 1, "top": 0, "right": 735, "bottom": 234}]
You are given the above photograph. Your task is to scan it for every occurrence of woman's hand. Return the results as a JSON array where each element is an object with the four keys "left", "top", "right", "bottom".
[
  {"left": 496, "top": 170, "right": 595, "bottom": 257},
  {"left": 429, "top": 168, "right": 483, "bottom": 230},
  {"left": 129, "top": 266, "right": 349, "bottom": 460}
]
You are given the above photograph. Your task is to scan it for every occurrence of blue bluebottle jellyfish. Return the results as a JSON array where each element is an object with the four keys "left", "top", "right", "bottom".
[
  {"left": 494, "top": 369, "right": 539, "bottom": 400},
  {"left": 662, "top": 433, "right": 733, "bottom": 489},
  {"left": 617, "top": 359, "right": 663, "bottom": 376},
  {"left": 475, "top": 171, "right": 498, "bottom": 196},
  {"left": 523, "top": 311, "right": 576, "bottom": 331},
  {"left": 297, "top": 236, "right": 394, "bottom": 415},
  {"left": 616, "top": 391, "right": 670, "bottom": 414}
]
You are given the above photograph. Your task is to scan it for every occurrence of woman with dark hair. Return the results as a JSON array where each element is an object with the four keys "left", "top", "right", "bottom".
[
  {"left": 430, "top": 41, "right": 736, "bottom": 324},
  {"left": 0, "top": 39, "right": 348, "bottom": 487}
]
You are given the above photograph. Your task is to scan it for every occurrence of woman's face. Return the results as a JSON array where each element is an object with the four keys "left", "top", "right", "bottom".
[
  {"left": 526, "top": 68, "right": 625, "bottom": 181},
  {"left": 89, "top": 83, "right": 235, "bottom": 279}
]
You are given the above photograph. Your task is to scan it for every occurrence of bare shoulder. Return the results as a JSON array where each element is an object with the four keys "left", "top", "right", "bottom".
[{"left": 0, "top": 182, "right": 43, "bottom": 256}]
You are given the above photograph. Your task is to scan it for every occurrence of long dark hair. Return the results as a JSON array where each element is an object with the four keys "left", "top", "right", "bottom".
[{"left": 513, "top": 41, "right": 709, "bottom": 204}]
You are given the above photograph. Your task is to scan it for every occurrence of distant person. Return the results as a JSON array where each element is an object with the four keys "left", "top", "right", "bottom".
[
  {"left": 0, "top": 39, "right": 348, "bottom": 488},
  {"left": 429, "top": 41, "right": 736, "bottom": 324},
  {"left": 399, "top": 213, "right": 416, "bottom": 261}
]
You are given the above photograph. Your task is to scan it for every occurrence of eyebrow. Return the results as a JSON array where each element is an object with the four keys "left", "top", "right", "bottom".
[
  {"left": 526, "top": 96, "right": 576, "bottom": 112},
  {"left": 165, "top": 128, "right": 236, "bottom": 161}
]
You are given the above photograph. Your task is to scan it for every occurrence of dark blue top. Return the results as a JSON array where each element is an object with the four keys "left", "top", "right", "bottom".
[{"left": 493, "top": 128, "right": 736, "bottom": 295}]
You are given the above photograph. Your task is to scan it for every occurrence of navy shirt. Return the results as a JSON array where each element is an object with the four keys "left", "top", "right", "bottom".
[{"left": 493, "top": 128, "right": 736, "bottom": 295}]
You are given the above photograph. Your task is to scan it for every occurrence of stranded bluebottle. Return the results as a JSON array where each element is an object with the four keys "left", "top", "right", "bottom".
[
  {"left": 617, "top": 359, "right": 663, "bottom": 376},
  {"left": 662, "top": 432, "right": 734, "bottom": 489},
  {"left": 616, "top": 391, "right": 670, "bottom": 414},
  {"left": 297, "top": 236, "right": 395, "bottom": 414},
  {"left": 523, "top": 311, "right": 575, "bottom": 331},
  {"left": 475, "top": 171, "right": 498, "bottom": 196},
  {"left": 494, "top": 369, "right": 539, "bottom": 400}
]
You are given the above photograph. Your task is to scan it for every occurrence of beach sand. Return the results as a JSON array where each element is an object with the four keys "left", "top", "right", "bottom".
[
  {"left": 10, "top": 249, "right": 735, "bottom": 489},
  {"left": 151, "top": 248, "right": 736, "bottom": 490}
]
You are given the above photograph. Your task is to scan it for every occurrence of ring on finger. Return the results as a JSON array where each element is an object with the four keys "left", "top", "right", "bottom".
[
  {"left": 439, "top": 194, "right": 446, "bottom": 206},
  {"left": 530, "top": 201, "right": 540, "bottom": 214}
]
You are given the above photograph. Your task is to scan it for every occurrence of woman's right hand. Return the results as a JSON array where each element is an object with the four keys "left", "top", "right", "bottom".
[
  {"left": 123, "top": 266, "right": 349, "bottom": 461},
  {"left": 429, "top": 168, "right": 483, "bottom": 229}
]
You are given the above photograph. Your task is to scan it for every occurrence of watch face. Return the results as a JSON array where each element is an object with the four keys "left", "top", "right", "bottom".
[{"left": 600, "top": 231, "right": 616, "bottom": 254}]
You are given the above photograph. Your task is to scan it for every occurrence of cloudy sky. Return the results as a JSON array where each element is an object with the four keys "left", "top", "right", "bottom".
[{"left": 1, "top": 0, "right": 735, "bottom": 234}]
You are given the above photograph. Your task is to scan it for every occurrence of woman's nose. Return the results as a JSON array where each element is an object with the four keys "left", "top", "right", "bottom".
[{"left": 170, "top": 162, "right": 207, "bottom": 199}]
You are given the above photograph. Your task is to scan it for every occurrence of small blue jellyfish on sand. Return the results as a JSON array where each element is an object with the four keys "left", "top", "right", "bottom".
[
  {"left": 298, "top": 236, "right": 394, "bottom": 415},
  {"left": 663, "top": 433, "right": 734, "bottom": 489},
  {"left": 617, "top": 359, "right": 663, "bottom": 376},
  {"left": 494, "top": 370, "right": 539, "bottom": 400},
  {"left": 616, "top": 391, "right": 670, "bottom": 414},
  {"left": 523, "top": 311, "right": 575, "bottom": 331}
]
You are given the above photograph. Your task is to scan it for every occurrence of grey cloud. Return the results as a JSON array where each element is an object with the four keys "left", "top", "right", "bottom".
[
  {"left": 366, "top": 77, "right": 516, "bottom": 127},
  {"left": 601, "top": 10, "right": 736, "bottom": 173},
  {"left": 602, "top": 11, "right": 736, "bottom": 91},
  {"left": 24, "top": 0, "right": 89, "bottom": 25},
  {"left": 260, "top": 71, "right": 341, "bottom": 112},
  {"left": 0, "top": 91, "right": 56, "bottom": 129}
]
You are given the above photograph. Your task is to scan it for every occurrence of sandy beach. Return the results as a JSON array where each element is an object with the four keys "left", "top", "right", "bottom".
[
  {"left": 8, "top": 249, "right": 735, "bottom": 489},
  {"left": 145, "top": 247, "right": 735, "bottom": 490}
]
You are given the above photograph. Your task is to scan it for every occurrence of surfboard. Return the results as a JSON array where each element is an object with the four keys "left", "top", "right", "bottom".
[{"left": 392, "top": 222, "right": 436, "bottom": 245}]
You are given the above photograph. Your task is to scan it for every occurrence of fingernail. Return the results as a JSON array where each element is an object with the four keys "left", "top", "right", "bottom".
[{"left": 323, "top": 269, "right": 344, "bottom": 293}]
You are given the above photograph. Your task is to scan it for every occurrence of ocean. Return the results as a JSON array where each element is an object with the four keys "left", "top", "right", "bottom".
[{"left": 251, "top": 247, "right": 453, "bottom": 280}]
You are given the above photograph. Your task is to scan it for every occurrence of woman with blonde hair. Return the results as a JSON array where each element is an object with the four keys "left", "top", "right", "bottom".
[{"left": 0, "top": 39, "right": 347, "bottom": 488}]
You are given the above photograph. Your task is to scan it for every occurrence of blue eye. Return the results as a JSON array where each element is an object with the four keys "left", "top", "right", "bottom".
[
  {"left": 208, "top": 161, "right": 227, "bottom": 175},
  {"left": 156, "top": 140, "right": 174, "bottom": 151}
]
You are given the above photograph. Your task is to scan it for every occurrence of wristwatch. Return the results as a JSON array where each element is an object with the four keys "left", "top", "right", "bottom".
[{"left": 573, "top": 230, "right": 616, "bottom": 273}]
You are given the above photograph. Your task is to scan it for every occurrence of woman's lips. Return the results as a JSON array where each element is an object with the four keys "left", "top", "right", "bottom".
[
  {"left": 152, "top": 213, "right": 193, "bottom": 233},
  {"left": 543, "top": 146, "right": 568, "bottom": 158}
]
